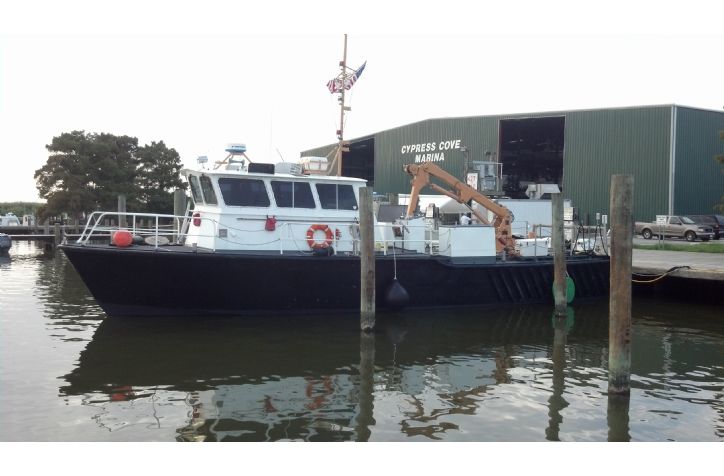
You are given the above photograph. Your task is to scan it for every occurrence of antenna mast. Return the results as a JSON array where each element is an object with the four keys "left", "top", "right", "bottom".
[{"left": 329, "top": 34, "right": 351, "bottom": 176}]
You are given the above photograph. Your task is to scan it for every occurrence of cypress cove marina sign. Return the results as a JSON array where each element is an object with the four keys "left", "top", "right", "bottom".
[{"left": 400, "top": 139, "right": 462, "bottom": 163}]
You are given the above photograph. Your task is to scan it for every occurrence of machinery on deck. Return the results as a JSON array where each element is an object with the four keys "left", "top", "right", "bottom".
[{"left": 404, "top": 162, "right": 517, "bottom": 255}]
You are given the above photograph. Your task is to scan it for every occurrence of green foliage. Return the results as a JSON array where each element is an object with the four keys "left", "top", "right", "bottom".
[
  {"left": 34, "top": 131, "right": 186, "bottom": 218},
  {"left": 135, "top": 141, "right": 187, "bottom": 214},
  {"left": 0, "top": 202, "right": 44, "bottom": 216}
]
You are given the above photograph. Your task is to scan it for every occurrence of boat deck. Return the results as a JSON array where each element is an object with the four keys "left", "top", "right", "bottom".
[{"left": 62, "top": 242, "right": 589, "bottom": 263}]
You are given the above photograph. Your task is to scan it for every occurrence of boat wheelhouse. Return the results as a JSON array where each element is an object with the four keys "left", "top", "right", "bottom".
[{"left": 182, "top": 165, "right": 366, "bottom": 254}]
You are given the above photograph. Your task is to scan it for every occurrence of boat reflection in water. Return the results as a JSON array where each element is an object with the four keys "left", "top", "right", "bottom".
[{"left": 60, "top": 300, "right": 724, "bottom": 441}]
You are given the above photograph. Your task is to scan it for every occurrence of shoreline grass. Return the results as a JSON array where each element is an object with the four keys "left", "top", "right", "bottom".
[{"left": 634, "top": 241, "right": 724, "bottom": 253}]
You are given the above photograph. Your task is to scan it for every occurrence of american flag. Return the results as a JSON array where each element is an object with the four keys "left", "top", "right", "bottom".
[{"left": 327, "top": 61, "right": 366, "bottom": 94}]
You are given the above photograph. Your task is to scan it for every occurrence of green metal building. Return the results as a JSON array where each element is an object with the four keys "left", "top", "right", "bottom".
[{"left": 303, "top": 104, "right": 724, "bottom": 222}]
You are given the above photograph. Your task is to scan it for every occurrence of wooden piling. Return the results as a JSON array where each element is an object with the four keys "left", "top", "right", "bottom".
[
  {"left": 117, "top": 194, "right": 127, "bottom": 228},
  {"left": 173, "top": 189, "right": 187, "bottom": 241},
  {"left": 53, "top": 223, "right": 61, "bottom": 248},
  {"left": 608, "top": 175, "right": 634, "bottom": 395},
  {"left": 551, "top": 192, "right": 567, "bottom": 316},
  {"left": 173, "top": 189, "right": 186, "bottom": 217},
  {"left": 359, "top": 187, "right": 375, "bottom": 331}
]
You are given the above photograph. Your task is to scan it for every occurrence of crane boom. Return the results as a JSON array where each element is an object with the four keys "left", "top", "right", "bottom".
[{"left": 404, "top": 162, "right": 516, "bottom": 254}]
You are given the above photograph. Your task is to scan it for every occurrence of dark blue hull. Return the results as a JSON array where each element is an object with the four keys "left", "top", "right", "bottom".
[{"left": 60, "top": 244, "right": 610, "bottom": 317}]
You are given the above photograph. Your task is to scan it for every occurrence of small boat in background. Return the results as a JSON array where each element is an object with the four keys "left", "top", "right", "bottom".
[
  {"left": 0, "top": 213, "right": 21, "bottom": 227},
  {"left": 0, "top": 233, "right": 11, "bottom": 256}
]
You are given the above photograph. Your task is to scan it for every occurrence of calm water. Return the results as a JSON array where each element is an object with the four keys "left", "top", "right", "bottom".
[{"left": 1, "top": 241, "right": 722, "bottom": 442}]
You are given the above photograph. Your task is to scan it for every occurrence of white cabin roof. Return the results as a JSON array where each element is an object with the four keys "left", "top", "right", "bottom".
[{"left": 181, "top": 167, "right": 367, "bottom": 185}]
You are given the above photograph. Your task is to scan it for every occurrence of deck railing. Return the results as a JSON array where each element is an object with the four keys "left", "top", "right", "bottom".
[
  {"left": 76, "top": 211, "right": 190, "bottom": 249},
  {"left": 73, "top": 211, "right": 442, "bottom": 255}
]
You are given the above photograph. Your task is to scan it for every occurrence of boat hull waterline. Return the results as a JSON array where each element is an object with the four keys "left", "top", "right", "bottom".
[{"left": 61, "top": 244, "right": 610, "bottom": 317}]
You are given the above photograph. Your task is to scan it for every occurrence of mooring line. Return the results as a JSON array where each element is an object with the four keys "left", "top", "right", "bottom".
[{"left": 632, "top": 265, "right": 691, "bottom": 284}]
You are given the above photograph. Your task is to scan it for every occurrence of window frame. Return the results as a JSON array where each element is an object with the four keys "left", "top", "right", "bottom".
[
  {"left": 199, "top": 175, "right": 218, "bottom": 205},
  {"left": 188, "top": 175, "right": 204, "bottom": 204},
  {"left": 271, "top": 180, "right": 316, "bottom": 209},
  {"left": 218, "top": 177, "right": 271, "bottom": 207},
  {"left": 315, "top": 183, "right": 358, "bottom": 210}
]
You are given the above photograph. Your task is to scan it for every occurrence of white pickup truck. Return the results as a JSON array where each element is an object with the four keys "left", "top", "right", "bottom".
[{"left": 635, "top": 215, "right": 715, "bottom": 242}]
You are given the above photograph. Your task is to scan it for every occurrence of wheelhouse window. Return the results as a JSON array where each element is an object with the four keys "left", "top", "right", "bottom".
[
  {"left": 188, "top": 175, "right": 204, "bottom": 204},
  {"left": 315, "top": 183, "right": 358, "bottom": 210},
  {"left": 199, "top": 175, "right": 218, "bottom": 205},
  {"left": 271, "top": 181, "right": 316, "bottom": 209},
  {"left": 218, "top": 178, "right": 270, "bottom": 207}
]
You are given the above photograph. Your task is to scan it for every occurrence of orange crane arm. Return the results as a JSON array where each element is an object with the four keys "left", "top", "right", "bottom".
[{"left": 403, "top": 162, "right": 516, "bottom": 254}]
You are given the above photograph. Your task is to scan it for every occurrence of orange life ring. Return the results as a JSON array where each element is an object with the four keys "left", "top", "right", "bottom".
[{"left": 306, "top": 224, "right": 334, "bottom": 249}]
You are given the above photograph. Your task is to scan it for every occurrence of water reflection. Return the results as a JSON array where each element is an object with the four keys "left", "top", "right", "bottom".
[
  {"left": 607, "top": 394, "right": 631, "bottom": 442},
  {"left": 545, "top": 308, "right": 573, "bottom": 441},
  {"left": 33, "top": 247, "right": 105, "bottom": 326},
  {"left": 53, "top": 297, "right": 724, "bottom": 441}
]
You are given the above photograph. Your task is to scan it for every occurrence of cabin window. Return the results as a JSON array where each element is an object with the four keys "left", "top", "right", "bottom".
[
  {"left": 218, "top": 178, "right": 270, "bottom": 207},
  {"left": 271, "top": 181, "right": 316, "bottom": 209},
  {"left": 188, "top": 175, "right": 204, "bottom": 204},
  {"left": 316, "top": 184, "right": 358, "bottom": 210},
  {"left": 199, "top": 175, "right": 218, "bottom": 205}
]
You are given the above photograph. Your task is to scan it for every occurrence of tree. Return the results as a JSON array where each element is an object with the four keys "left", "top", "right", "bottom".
[
  {"left": 135, "top": 141, "right": 187, "bottom": 213},
  {"left": 35, "top": 131, "right": 187, "bottom": 219},
  {"left": 34, "top": 131, "right": 138, "bottom": 219}
]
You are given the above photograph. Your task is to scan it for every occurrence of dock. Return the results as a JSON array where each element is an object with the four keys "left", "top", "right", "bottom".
[
  {"left": 632, "top": 248, "right": 724, "bottom": 303},
  {"left": 1, "top": 224, "right": 86, "bottom": 251},
  {"left": 633, "top": 248, "right": 724, "bottom": 281}
]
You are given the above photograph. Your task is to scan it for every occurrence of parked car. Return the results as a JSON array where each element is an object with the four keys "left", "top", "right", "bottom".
[
  {"left": 635, "top": 215, "right": 714, "bottom": 241},
  {"left": 685, "top": 215, "right": 720, "bottom": 240}
]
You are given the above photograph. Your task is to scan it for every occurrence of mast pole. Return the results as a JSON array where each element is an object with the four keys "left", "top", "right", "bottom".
[{"left": 336, "top": 34, "right": 348, "bottom": 177}]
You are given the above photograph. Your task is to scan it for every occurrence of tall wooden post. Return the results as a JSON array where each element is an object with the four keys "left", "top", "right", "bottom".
[
  {"left": 173, "top": 189, "right": 187, "bottom": 241},
  {"left": 551, "top": 192, "right": 567, "bottom": 316},
  {"left": 117, "top": 194, "right": 127, "bottom": 229},
  {"left": 53, "top": 223, "right": 61, "bottom": 249},
  {"left": 359, "top": 187, "right": 375, "bottom": 331},
  {"left": 609, "top": 175, "right": 634, "bottom": 395}
]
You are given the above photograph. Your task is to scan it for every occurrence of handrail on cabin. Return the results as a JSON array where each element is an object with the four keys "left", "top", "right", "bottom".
[{"left": 75, "top": 211, "right": 443, "bottom": 255}]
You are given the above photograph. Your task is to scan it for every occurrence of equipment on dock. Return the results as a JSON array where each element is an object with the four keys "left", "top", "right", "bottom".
[{"left": 403, "top": 161, "right": 516, "bottom": 255}]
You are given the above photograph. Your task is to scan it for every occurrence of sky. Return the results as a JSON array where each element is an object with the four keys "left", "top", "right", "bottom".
[{"left": 1, "top": 1, "right": 723, "bottom": 203}]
